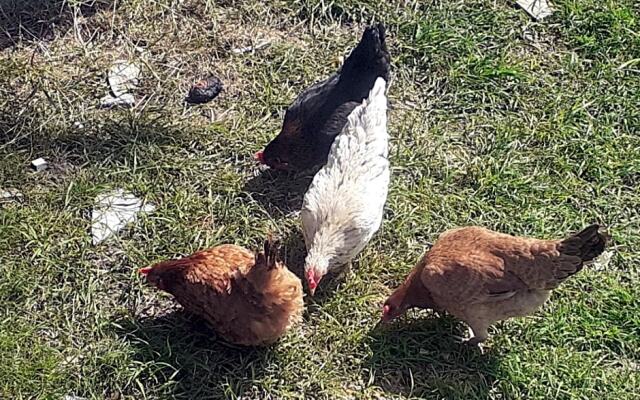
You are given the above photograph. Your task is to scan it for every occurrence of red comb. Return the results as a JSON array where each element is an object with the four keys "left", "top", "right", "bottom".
[
  {"left": 254, "top": 150, "right": 265, "bottom": 164},
  {"left": 139, "top": 267, "right": 152, "bottom": 275}
]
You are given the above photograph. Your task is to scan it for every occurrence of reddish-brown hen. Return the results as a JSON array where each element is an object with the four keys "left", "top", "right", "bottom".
[
  {"left": 140, "top": 238, "right": 304, "bottom": 346},
  {"left": 382, "top": 224, "right": 608, "bottom": 345}
]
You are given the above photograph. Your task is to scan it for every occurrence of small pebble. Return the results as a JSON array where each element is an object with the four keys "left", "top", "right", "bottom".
[
  {"left": 1, "top": 188, "right": 23, "bottom": 203},
  {"left": 186, "top": 76, "right": 223, "bottom": 104},
  {"left": 100, "top": 93, "right": 135, "bottom": 108},
  {"left": 31, "top": 157, "right": 48, "bottom": 172},
  {"left": 231, "top": 40, "right": 271, "bottom": 54}
]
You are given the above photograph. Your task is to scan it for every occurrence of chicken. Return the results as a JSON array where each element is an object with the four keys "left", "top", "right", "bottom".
[
  {"left": 302, "top": 77, "right": 389, "bottom": 295},
  {"left": 255, "top": 23, "right": 390, "bottom": 171},
  {"left": 139, "top": 238, "right": 304, "bottom": 346},
  {"left": 382, "top": 224, "right": 608, "bottom": 345}
]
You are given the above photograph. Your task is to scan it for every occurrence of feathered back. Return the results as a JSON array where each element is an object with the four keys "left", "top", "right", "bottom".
[
  {"left": 142, "top": 241, "right": 303, "bottom": 346},
  {"left": 322, "top": 77, "right": 388, "bottom": 175}
]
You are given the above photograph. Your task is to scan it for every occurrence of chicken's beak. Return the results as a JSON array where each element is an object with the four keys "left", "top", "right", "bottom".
[
  {"left": 254, "top": 150, "right": 265, "bottom": 164},
  {"left": 139, "top": 267, "right": 152, "bottom": 276}
]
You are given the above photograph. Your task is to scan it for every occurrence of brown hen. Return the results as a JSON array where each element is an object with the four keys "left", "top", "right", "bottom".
[
  {"left": 140, "top": 238, "right": 304, "bottom": 346},
  {"left": 382, "top": 224, "right": 608, "bottom": 345}
]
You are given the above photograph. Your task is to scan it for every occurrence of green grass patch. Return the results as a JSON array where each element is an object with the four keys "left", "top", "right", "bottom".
[{"left": 0, "top": 0, "right": 638, "bottom": 398}]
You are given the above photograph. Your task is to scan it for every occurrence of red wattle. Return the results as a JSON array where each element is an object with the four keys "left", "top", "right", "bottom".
[{"left": 254, "top": 151, "right": 265, "bottom": 164}]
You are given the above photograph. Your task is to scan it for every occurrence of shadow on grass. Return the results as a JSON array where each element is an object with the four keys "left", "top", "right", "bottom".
[
  {"left": 1, "top": 111, "right": 194, "bottom": 185},
  {"left": 118, "top": 310, "right": 273, "bottom": 399},
  {"left": 0, "top": 0, "right": 114, "bottom": 50},
  {"left": 364, "top": 314, "right": 499, "bottom": 399},
  {"left": 280, "top": 227, "right": 307, "bottom": 280},
  {"left": 243, "top": 168, "right": 316, "bottom": 218}
]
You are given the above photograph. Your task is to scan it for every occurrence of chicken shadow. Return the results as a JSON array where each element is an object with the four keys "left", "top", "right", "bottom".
[
  {"left": 116, "top": 310, "right": 273, "bottom": 398},
  {"left": 280, "top": 228, "right": 307, "bottom": 280},
  {"left": 243, "top": 168, "right": 317, "bottom": 219},
  {"left": 0, "top": 0, "right": 114, "bottom": 50},
  {"left": 364, "top": 314, "right": 500, "bottom": 399}
]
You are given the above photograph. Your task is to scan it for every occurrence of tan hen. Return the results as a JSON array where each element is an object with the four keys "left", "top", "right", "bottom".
[
  {"left": 382, "top": 224, "right": 608, "bottom": 345},
  {"left": 140, "top": 238, "right": 304, "bottom": 346}
]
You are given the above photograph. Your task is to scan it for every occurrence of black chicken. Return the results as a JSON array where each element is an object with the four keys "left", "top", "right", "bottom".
[{"left": 256, "top": 23, "right": 391, "bottom": 171}]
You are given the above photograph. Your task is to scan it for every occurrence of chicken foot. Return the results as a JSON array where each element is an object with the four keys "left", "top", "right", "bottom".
[
  {"left": 454, "top": 321, "right": 490, "bottom": 352},
  {"left": 463, "top": 328, "right": 488, "bottom": 346}
]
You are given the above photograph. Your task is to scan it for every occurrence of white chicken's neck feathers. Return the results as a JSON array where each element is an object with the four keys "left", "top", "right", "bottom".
[{"left": 302, "top": 78, "right": 389, "bottom": 274}]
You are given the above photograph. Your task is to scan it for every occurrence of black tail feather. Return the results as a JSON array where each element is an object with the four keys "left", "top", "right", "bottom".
[
  {"left": 341, "top": 22, "right": 391, "bottom": 81},
  {"left": 559, "top": 224, "right": 609, "bottom": 262}
]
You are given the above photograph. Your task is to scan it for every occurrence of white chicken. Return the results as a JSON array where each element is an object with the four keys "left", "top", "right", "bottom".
[{"left": 301, "top": 77, "right": 389, "bottom": 295}]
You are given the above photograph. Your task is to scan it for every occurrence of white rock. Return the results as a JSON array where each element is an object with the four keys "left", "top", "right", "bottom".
[
  {"left": 31, "top": 157, "right": 48, "bottom": 171},
  {"left": 99, "top": 60, "right": 140, "bottom": 108},
  {"left": 108, "top": 60, "right": 141, "bottom": 97},
  {"left": 1, "top": 188, "right": 23, "bottom": 202},
  {"left": 91, "top": 189, "right": 155, "bottom": 245},
  {"left": 231, "top": 40, "right": 271, "bottom": 54},
  {"left": 517, "top": 0, "right": 554, "bottom": 21},
  {"left": 592, "top": 250, "right": 613, "bottom": 271},
  {"left": 100, "top": 93, "right": 135, "bottom": 108}
]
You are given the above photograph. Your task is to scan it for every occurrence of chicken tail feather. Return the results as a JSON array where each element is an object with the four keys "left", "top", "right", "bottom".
[
  {"left": 341, "top": 22, "right": 390, "bottom": 81},
  {"left": 256, "top": 234, "right": 281, "bottom": 270},
  {"left": 558, "top": 224, "right": 609, "bottom": 262}
]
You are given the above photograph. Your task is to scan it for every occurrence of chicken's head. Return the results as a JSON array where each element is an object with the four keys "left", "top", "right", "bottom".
[
  {"left": 304, "top": 258, "right": 331, "bottom": 296},
  {"left": 305, "top": 269, "right": 323, "bottom": 296},
  {"left": 139, "top": 261, "right": 188, "bottom": 293},
  {"left": 256, "top": 140, "right": 292, "bottom": 171},
  {"left": 139, "top": 266, "right": 166, "bottom": 290},
  {"left": 254, "top": 150, "right": 266, "bottom": 164},
  {"left": 303, "top": 242, "right": 330, "bottom": 295},
  {"left": 381, "top": 296, "right": 409, "bottom": 322},
  {"left": 256, "top": 112, "right": 310, "bottom": 171}
]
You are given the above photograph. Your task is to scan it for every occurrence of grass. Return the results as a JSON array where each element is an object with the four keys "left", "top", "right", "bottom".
[{"left": 1, "top": 0, "right": 639, "bottom": 398}]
